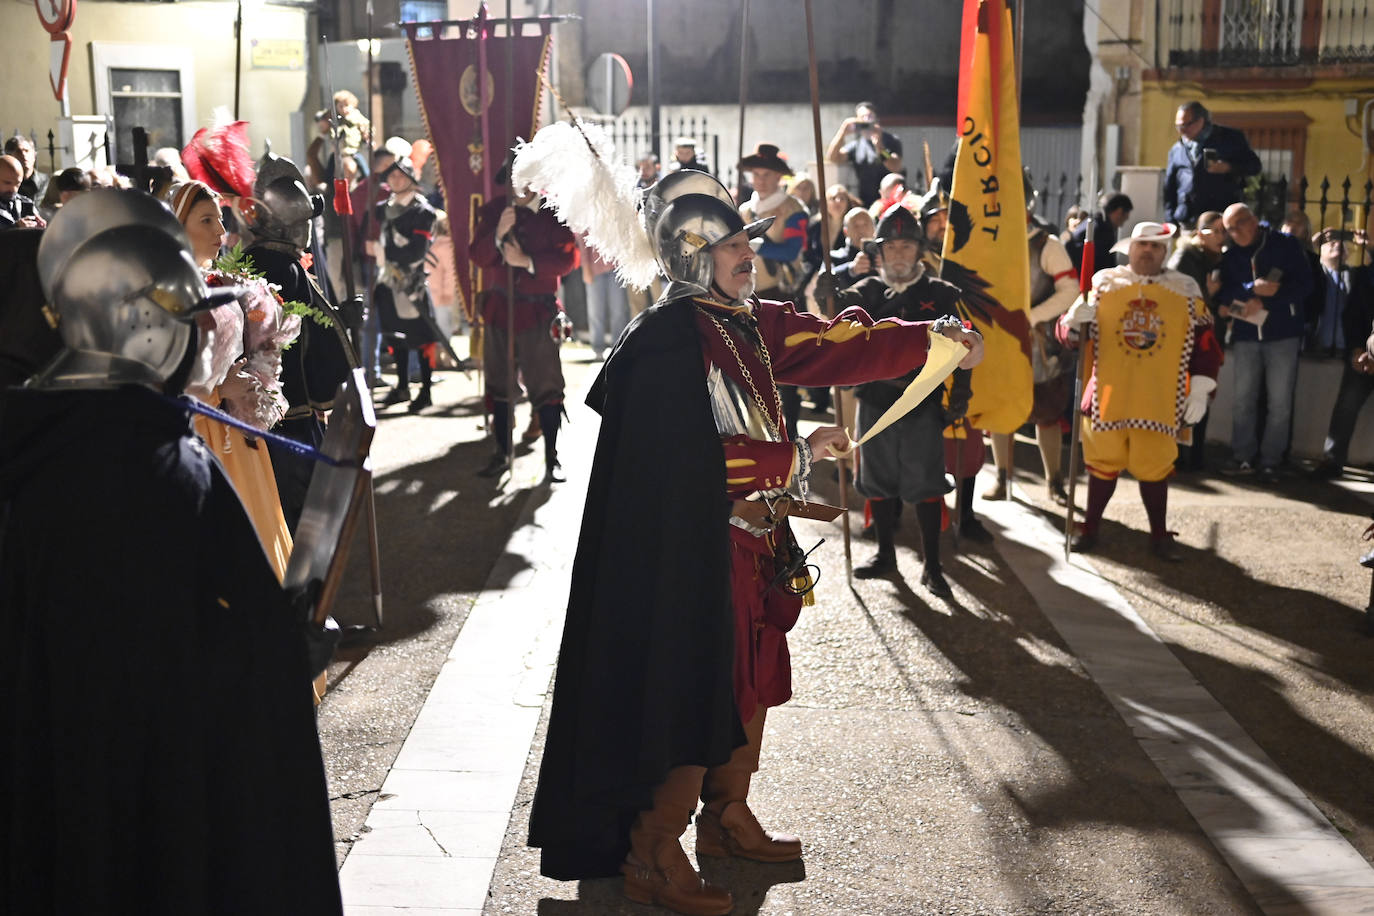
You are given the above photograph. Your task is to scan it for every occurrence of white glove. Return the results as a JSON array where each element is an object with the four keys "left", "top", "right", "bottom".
[
  {"left": 1063, "top": 294, "right": 1096, "bottom": 327},
  {"left": 1182, "top": 375, "right": 1216, "bottom": 424}
]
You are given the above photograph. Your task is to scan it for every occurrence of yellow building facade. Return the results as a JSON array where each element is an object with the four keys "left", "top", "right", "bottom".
[
  {"left": 1086, "top": 1, "right": 1374, "bottom": 231},
  {"left": 3, "top": 0, "right": 312, "bottom": 173}
]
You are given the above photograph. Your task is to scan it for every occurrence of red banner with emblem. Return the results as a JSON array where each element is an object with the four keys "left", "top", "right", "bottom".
[{"left": 405, "top": 9, "right": 551, "bottom": 321}]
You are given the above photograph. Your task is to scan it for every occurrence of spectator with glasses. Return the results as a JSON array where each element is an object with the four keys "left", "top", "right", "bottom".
[{"left": 1164, "top": 102, "right": 1261, "bottom": 228}]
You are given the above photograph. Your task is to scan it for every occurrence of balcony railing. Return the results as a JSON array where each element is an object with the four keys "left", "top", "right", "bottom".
[{"left": 1163, "top": 0, "right": 1374, "bottom": 68}]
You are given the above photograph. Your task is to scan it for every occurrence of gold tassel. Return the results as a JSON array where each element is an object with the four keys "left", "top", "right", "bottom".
[{"left": 795, "top": 574, "right": 816, "bottom": 607}]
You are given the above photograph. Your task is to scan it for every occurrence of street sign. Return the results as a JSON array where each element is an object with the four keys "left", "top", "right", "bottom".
[
  {"left": 34, "top": 0, "right": 75, "bottom": 34},
  {"left": 585, "top": 52, "right": 632, "bottom": 117},
  {"left": 49, "top": 32, "right": 71, "bottom": 101}
]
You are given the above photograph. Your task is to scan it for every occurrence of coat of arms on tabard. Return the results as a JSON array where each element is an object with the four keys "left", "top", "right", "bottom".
[{"left": 1117, "top": 295, "right": 1166, "bottom": 357}]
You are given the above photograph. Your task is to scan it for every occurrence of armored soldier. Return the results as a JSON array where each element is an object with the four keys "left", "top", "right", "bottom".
[
  {"left": 839, "top": 205, "right": 970, "bottom": 596},
  {"left": 527, "top": 170, "right": 983, "bottom": 915},
  {"left": 245, "top": 152, "right": 356, "bottom": 530},
  {"left": 374, "top": 156, "right": 440, "bottom": 412},
  {"left": 0, "top": 190, "right": 342, "bottom": 915}
]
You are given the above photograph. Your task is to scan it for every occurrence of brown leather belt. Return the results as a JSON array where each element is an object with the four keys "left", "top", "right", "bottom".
[{"left": 731, "top": 497, "right": 844, "bottom": 528}]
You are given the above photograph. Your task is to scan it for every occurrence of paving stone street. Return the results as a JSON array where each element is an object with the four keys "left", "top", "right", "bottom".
[{"left": 318, "top": 342, "right": 1374, "bottom": 915}]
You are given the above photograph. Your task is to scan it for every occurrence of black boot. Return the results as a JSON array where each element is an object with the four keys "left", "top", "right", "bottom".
[
  {"left": 957, "top": 477, "right": 992, "bottom": 543},
  {"left": 915, "top": 500, "right": 952, "bottom": 598},
  {"left": 478, "top": 401, "right": 511, "bottom": 477},
  {"left": 407, "top": 352, "right": 434, "bottom": 413},
  {"left": 539, "top": 403, "right": 565, "bottom": 483},
  {"left": 384, "top": 344, "right": 412, "bottom": 407},
  {"left": 855, "top": 498, "right": 899, "bottom": 578}
]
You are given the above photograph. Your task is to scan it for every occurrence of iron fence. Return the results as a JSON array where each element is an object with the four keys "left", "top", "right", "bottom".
[
  {"left": 1246, "top": 171, "right": 1374, "bottom": 237},
  {"left": 1163, "top": 0, "right": 1374, "bottom": 68},
  {"left": 600, "top": 113, "right": 726, "bottom": 183}
]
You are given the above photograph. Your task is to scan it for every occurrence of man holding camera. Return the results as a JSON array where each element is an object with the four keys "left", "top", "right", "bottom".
[
  {"left": 1164, "top": 102, "right": 1262, "bottom": 228},
  {"left": 825, "top": 101, "right": 904, "bottom": 207},
  {"left": 1311, "top": 228, "right": 1374, "bottom": 477},
  {"left": 1217, "top": 203, "right": 1315, "bottom": 481}
]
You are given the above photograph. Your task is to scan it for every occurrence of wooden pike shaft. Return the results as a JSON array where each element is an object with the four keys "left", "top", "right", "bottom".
[{"left": 803, "top": 0, "right": 852, "bottom": 580}]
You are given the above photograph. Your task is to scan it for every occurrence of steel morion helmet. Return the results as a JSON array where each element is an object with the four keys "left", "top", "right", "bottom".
[
  {"left": 248, "top": 151, "right": 322, "bottom": 252},
  {"left": 640, "top": 168, "right": 738, "bottom": 245},
  {"left": 652, "top": 193, "right": 773, "bottom": 298},
  {"left": 873, "top": 203, "right": 924, "bottom": 247},
  {"left": 29, "top": 188, "right": 233, "bottom": 391},
  {"left": 917, "top": 177, "right": 950, "bottom": 221}
]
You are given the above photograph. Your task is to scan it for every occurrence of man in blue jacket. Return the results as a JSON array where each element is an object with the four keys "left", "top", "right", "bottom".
[
  {"left": 1164, "top": 102, "right": 1262, "bottom": 228},
  {"left": 1218, "top": 203, "right": 1315, "bottom": 481}
]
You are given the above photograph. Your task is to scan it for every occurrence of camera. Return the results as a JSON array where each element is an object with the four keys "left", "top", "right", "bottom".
[{"left": 861, "top": 240, "right": 881, "bottom": 261}]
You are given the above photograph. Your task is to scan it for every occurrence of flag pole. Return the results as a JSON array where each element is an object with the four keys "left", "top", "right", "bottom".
[
  {"left": 736, "top": 0, "right": 750, "bottom": 198},
  {"left": 1063, "top": 213, "right": 1094, "bottom": 560},
  {"left": 803, "top": 0, "right": 853, "bottom": 583},
  {"left": 503, "top": 0, "right": 517, "bottom": 480}
]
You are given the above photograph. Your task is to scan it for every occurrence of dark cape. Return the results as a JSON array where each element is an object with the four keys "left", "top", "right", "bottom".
[
  {"left": 246, "top": 243, "right": 354, "bottom": 531},
  {"left": 0, "top": 386, "right": 343, "bottom": 915},
  {"left": 0, "top": 226, "right": 60, "bottom": 388},
  {"left": 528, "top": 296, "right": 746, "bottom": 880}
]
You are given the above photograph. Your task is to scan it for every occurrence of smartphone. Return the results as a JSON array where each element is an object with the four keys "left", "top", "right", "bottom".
[
  {"left": 1202, "top": 148, "right": 1219, "bottom": 165},
  {"left": 1264, "top": 267, "right": 1284, "bottom": 284},
  {"left": 1326, "top": 229, "right": 1355, "bottom": 243}
]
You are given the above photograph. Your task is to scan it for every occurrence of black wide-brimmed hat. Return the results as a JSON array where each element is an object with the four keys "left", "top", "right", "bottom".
[{"left": 738, "top": 143, "right": 793, "bottom": 176}]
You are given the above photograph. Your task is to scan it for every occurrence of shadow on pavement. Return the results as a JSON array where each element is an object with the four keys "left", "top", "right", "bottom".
[{"left": 328, "top": 434, "right": 545, "bottom": 644}]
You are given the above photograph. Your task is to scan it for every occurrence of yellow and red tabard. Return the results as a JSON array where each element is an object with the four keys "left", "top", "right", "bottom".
[{"left": 1088, "top": 267, "right": 1203, "bottom": 438}]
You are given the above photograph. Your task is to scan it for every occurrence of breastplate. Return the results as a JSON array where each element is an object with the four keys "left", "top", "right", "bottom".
[{"left": 707, "top": 364, "right": 779, "bottom": 442}]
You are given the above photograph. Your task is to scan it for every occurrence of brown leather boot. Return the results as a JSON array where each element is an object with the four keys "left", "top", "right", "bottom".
[
  {"left": 624, "top": 766, "right": 733, "bottom": 916},
  {"left": 695, "top": 800, "right": 802, "bottom": 863},
  {"left": 697, "top": 707, "right": 802, "bottom": 863}
]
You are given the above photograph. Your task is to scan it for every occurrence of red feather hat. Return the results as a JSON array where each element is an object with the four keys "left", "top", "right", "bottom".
[{"left": 182, "top": 119, "right": 255, "bottom": 199}]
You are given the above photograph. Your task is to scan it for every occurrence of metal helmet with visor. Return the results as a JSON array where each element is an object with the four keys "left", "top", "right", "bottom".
[{"left": 29, "top": 188, "right": 234, "bottom": 391}]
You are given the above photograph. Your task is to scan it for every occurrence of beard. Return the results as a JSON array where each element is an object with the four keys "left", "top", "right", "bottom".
[
  {"left": 884, "top": 258, "right": 918, "bottom": 284},
  {"left": 720, "top": 261, "right": 756, "bottom": 301}
]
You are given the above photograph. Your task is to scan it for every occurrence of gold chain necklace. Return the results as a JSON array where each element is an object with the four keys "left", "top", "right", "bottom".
[{"left": 697, "top": 306, "right": 785, "bottom": 441}]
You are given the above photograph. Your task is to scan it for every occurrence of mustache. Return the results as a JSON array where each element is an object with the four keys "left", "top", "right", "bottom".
[{"left": 732, "top": 261, "right": 756, "bottom": 276}]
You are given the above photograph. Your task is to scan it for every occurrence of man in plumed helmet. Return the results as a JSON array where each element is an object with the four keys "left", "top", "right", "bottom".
[
  {"left": 0, "top": 190, "right": 342, "bottom": 914},
  {"left": 245, "top": 151, "right": 355, "bottom": 530},
  {"left": 527, "top": 170, "right": 984, "bottom": 915},
  {"left": 837, "top": 204, "right": 969, "bottom": 595}
]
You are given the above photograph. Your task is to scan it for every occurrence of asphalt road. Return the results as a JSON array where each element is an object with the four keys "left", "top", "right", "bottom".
[{"left": 317, "top": 342, "right": 1374, "bottom": 913}]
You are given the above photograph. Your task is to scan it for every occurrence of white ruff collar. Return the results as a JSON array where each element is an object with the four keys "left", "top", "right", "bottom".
[
  {"left": 1096, "top": 265, "right": 1198, "bottom": 300},
  {"left": 747, "top": 189, "right": 788, "bottom": 214}
]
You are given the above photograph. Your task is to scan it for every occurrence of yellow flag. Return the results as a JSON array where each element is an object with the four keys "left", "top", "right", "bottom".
[{"left": 941, "top": 0, "right": 1031, "bottom": 435}]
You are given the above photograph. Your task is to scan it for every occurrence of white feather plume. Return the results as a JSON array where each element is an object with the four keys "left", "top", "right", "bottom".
[{"left": 512, "top": 120, "right": 660, "bottom": 291}]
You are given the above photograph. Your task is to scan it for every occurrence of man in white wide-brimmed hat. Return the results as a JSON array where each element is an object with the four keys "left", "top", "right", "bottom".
[{"left": 1058, "top": 220, "right": 1223, "bottom": 560}]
